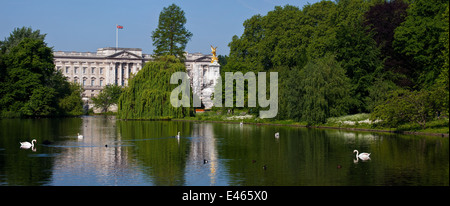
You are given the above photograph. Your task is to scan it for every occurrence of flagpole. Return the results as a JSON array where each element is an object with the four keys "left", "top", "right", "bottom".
[{"left": 116, "top": 24, "right": 118, "bottom": 49}]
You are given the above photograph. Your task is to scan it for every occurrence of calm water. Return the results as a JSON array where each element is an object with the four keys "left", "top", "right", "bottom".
[{"left": 0, "top": 116, "right": 448, "bottom": 186}]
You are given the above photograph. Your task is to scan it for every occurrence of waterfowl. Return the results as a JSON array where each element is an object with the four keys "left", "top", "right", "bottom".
[
  {"left": 77, "top": 133, "right": 83, "bottom": 139},
  {"left": 203, "top": 159, "right": 208, "bottom": 164},
  {"left": 20, "top": 139, "right": 36, "bottom": 149},
  {"left": 176, "top": 131, "right": 180, "bottom": 138},
  {"left": 353, "top": 150, "right": 371, "bottom": 161},
  {"left": 274, "top": 132, "right": 279, "bottom": 138},
  {"left": 240, "top": 121, "right": 243, "bottom": 126}
]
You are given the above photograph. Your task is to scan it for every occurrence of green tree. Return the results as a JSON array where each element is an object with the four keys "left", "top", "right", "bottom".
[
  {"left": 430, "top": 4, "right": 449, "bottom": 118},
  {"left": 223, "top": 5, "right": 309, "bottom": 117},
  {"left": 0, "top": 27, "right": 46, "bottom": 55},
  {"left": 276, "top": 65, "right": 303, "bottom": 121},
  {"left": 91, "top": 84, "right": 124, "bottom": 113},
  {"left": 302, "top": 0, "right": 338, "bottom": 59},
  {"left": 151, "top": 4, "right": 193, "bottom": 58},
  {"left": 118, "top": 55, "right": 191, "bottom": 120},
  {"left": 58, "top": 83, "right": 84, "bottom": 116},
  {"left": 21, "top": 86, "right": 57, "bottom": 116},
  {"left": 333, "top": 0, "right": 383, "bottom": 113},
  {"left": 372, "top": 89, "right": 434, "bottom": 129},
  {"left": 298, "top": 55, "right": 351, "bottom": 125},
  {"left": 225, "top": 5, "right": 307, "bottom": 72},
  {"left": 0, "top": 38, "right": 55, "bottom": 116},
  {"left": 393, "top": 0, "right": 449, "bottom": 88},
  {"left": 0, "top": 27, "right": 83, "bottom": 117}
]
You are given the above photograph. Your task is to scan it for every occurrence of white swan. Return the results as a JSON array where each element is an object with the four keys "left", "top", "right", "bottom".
[
  {"left": 353, "top": 150, "right": 371, "bottom": 161},
  {"left": 274, "top": 132, "right": 279, "bottom": 138},
  {"left": 176, "top": 131, "right": 180, "bottom": 138},
  {"left": 20, "top": 139, "right": 36, "bottom": 149},
  {"left": 77, "top": 133, "right": 83, "bottom": 139},
  {"left": 240, "top": 121, "right": 243, "bottom": 126}
]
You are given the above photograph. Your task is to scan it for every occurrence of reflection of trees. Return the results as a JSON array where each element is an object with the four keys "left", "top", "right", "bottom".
[
  {"left": 369, "top": 135, "right": 449, "bottom": 186},
  {"left": 0, "top": 118, "right": 82, "bottom": 185},
  {"left": 1, "top": 117, "right": 448, "bottom": 186},
  {"left": 216, "top": 125, "right": 449, "bottom": 186},
  {"left": 118, "top": 120, "right": 192, "bottom": 186}
]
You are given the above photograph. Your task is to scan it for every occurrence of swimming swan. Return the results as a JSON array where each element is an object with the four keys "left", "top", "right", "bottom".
[
  {"left": 353, "top": 150, "right": 371, "bottom": 161},
  {"left": 176, "top": 132, "right": 180, "bottom": 138},
  {"left": 77, "top": 133, "right": 83, "bottom": 139},
  {"left": 275, "top": 132, "right": 279, "bottom": 138},
  {"left": 20, "top": 139, "right": 36, "bottom": 149}
]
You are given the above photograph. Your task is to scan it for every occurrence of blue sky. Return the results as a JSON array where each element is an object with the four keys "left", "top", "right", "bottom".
[{"left": 1, "top": 0, "right": 320, "bottom": 56}]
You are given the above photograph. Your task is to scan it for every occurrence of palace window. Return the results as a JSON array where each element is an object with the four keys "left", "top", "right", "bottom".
[
  {"left": 100, "top": 79, "right": 103, "bottom": 87},
  {"left": 91, "top": 79, "right": 95, "bottom": 86},
  {"left": 100, "top": 68, "right": 103, "bottom": 74},
  {"left": 74, "top": 67, "right": 78, "bottom": 74},
  {"left": 91, "top": 67, "right": 95, "bottom": 74},
  {"left": 83, "top": 67, "right": 87, "bottom": 74},
  {"left": 66, "top": 67, "right": 70, "bottom": 74}
]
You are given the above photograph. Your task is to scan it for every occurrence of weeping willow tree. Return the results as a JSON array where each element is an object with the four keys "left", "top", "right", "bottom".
[{"left": 117, "top": 55, "right": 191, "bottom": 119}]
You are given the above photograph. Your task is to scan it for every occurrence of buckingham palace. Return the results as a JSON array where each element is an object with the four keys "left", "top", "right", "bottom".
[{"left": 53, "top": 47, "right": 220, "bottom": 109}]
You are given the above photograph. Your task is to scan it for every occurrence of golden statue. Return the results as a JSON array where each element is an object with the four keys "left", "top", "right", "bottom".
[{"left": 210, "top": 45, "right": 218, "bottom": 63}]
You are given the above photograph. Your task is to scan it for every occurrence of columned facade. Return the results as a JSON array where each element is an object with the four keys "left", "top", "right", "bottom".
[{"left": 53, "top": 47, "right": 220, "bottom": 109}]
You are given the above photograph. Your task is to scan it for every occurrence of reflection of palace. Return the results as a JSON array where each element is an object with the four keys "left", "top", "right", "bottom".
[
  {"left": 51, "top": 117, "right": 220, "bottom": 185},
  {"left": 51, "top": 117, "right": 144, "bottom": 185},
  {"left": 53, "top": 48, "right": 220, "bottom": 109},
  {"left": 187, "top": 123, "right": 218, "bottom": 185}
]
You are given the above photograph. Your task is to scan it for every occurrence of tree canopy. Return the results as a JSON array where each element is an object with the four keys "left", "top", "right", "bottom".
[
  {"left": 220, "top": 0, "right": 449, "bottom": 127},
  {"left": 117, "top": 55, "right": 191, "bottom": 120},
  {"left": 0, "top": 27, "right": 83, "bottom": 118},
  {"left": 151, "top": 4, "right": 193, "bottom": 58},
  {"left": 91, "top": 84, "right": 124, "bottom": 113}
]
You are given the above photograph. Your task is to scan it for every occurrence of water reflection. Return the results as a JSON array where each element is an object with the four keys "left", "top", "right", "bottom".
[
  {"left": 50, "top": 116, "right": 144, "bottom": 185},
  {"left": 0, "top": 117, "right": 448, "bottom": 186},
  {"left": 185, "top": 123, "right": 219, "bottom": 185}
]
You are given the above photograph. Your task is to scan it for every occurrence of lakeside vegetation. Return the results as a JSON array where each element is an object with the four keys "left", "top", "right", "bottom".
[
  {"left": 180, "top": 0, "right": 448, "bottom": 135},
  {"left": 176, "top": 111, "right": 449, "bottom": 136},
  {"left": 0, "top": 27, "right": 84, "bottom": 118},
  {"left": 217, "top": 0, "right": 448, "bottom": 128},
  {"left": 117, "top": 55, "right": 192, "bottom": 120},
  {"left": 1, "top": 1, "right": 448, "bottom": 136}
]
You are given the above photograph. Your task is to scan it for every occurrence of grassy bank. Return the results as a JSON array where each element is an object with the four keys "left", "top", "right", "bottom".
[{"left": 174, "top": 111, "right": 449, "bottom": 137}]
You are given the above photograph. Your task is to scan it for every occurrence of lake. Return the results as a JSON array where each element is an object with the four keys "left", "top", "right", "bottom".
[{"left": 0, "top": 116, "right": 448, "bottom": 186}]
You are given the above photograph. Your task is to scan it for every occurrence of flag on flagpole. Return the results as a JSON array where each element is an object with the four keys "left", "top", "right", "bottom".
[{"left": 116, "top": 25, "right": 123, "bottom": 49}]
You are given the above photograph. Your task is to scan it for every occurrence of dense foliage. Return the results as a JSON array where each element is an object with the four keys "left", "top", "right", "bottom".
[
  {"left": 220, "top": 0, "right": 449, "bottom": 127},
  {"left": 91, "top": 84, "right": 124, "bottom": 113},
  {"left": 151, "top": 3, "right": 193, "bottom": 58},
  {"left": 0, "top": 27, "right": 83, "bottom": 118},
  {"left": 117, "top": 55, "right": 191, "bottom": 120}
]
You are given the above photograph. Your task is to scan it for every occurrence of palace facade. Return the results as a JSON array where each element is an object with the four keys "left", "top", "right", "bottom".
[{"left": 53, "top": 47, "right": 220, "bottom": 109}]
